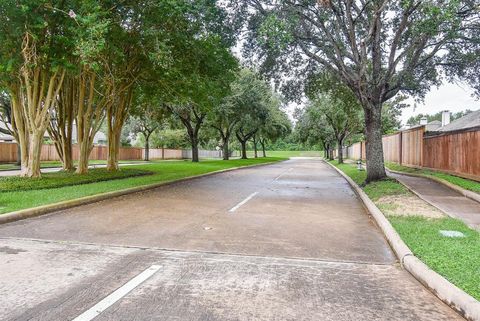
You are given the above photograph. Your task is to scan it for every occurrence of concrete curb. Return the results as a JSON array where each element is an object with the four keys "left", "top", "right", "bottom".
[
  {"left": 387, "top": 168, "right": 480, "bottom": 204},
  {"left": 0, "top": 160, "right": 282, "bottom": 225},
  {"left": 324, "top": 160, "right": 480, "bottom": 321}
]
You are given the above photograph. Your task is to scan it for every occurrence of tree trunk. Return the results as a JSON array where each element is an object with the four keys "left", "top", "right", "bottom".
[
  {"left": 222, "top": 136, "right": 229, "bottom": 160},
  {"left": 240, "top": 141, "right": 247, "bottom": 159},
  {"left": 253, "top": 135, "right": 258, "bottom": 158},
  {"left": 337, "top": 138, "right": 344, "bottom": 164},
  {"left": 364, "top": 104, "right": 386, "bottom": 182},
  {"left": 76, "top": 139, "right": 91, "bottom": 174},
  {"left": 261, "top": 140, "right": 266, "bottom": 157},
  {"left": 25, "top": 130, "right": 43, "bottom": 178},
  {"left": 107, "top": 128, "right": 121, "bottom": 171},
  {"left": 328, "top": 148, "right": 334, "bottom": 161},
  {"left": 16, "top": 144, "right": 21, "bottom": 166},
  {"left": 144, "top": 132, "right": 150, "bottom": 161},
  {"left": 62, "top": 141, "right": 73, "bottom": 171},
  {"left": 191, "top": 137, "right": 199, "bottom": 162}
]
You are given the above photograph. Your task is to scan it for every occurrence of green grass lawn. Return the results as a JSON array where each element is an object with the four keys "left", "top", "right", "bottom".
[
  {"left": 0, "top": 157, "right": 284, "bottom": 214},
  {"left": 248, "top": 150, "right": 322, "bottom": 158},
  {"left": 331, "top": 160, "right": 480, "bottom": 301},
  {"left": 386, "top": 162, "right": 480, "bottom": 194}
]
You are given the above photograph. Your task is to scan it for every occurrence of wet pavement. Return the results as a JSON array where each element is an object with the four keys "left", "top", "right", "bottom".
[
  {"left": 0, "top": 158, "right": 464, "bottom": 320},
  {"left": 390, "top": 172, "right": 480, "bottom": 230}
]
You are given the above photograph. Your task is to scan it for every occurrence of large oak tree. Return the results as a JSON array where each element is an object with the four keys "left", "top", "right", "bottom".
[{"left": 232, "top": 0, "right": 480, "bottom": 182}]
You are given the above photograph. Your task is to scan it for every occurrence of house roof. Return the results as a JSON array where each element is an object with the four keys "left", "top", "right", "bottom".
[
  {"left": 0, "top": 133, "right": 14, "bottom": 140},
  {"left": 426, "top": 120, "right": 442, "bottom": 132},
  {"left": 437, "top": 110, "right": 480, "bottom": 132}
]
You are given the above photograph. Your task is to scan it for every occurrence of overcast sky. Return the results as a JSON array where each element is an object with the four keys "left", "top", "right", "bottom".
[
  {"left": 283, "top": 83, "right": 480, "bottom": 126},
  {"left": 402, "top": 83, "right": 480, "bottom": 125}
]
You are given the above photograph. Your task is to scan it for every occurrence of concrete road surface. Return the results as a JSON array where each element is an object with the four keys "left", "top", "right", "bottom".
[{"left": 0, "top": 158, "right": 463, "bottom": 320}]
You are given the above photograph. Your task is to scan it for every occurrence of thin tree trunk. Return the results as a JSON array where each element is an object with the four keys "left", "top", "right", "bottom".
[
  {"left": 76, "top": 140, "right": 91, "bottom": 174},
  {"left": 328, "top": 148, "right": 334, "bottom": 161},
  {"left": 62, "top": 140, "right": 73, "bottom": 171},
  {"left": 16, "top": 144, "right": 21, "bottom": 166},
  {"left": 241, "top": 141, "right": 247, "bottom": 159},
  {"left": 337, "top": 137, "right": 344, "bottom": 164},
  {"left": 222, "top": 135, "right": 229, "bottom": 160},
  {"left": 107, "top": 128, "right": 121, "bottom": 170},
  {"left": 253, "top": 135, "right": 258, "bottom": 158},
  {"left": 260, "top": 139, "right": 266, "bottom": 157},
  {"left": 144, "top": 132, "right": 151, "bottom": 161},
  {"left": 191, "top": 137, "right": 199, "bottom": 162},
  {"left": 26, "top": 130, "right": 43, "bottom": 178},
  {"left": 364, "top": 104, "right": 386, "bottom": 182}
]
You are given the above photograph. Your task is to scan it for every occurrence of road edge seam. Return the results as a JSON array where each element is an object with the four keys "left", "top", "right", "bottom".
[
  {"left": 0, "top": 160, "right": 282, "bottom": 225},
  {"left": 386, "top": 168, "right": 480, "bottom": 204},
  {"left": 324, "top": 160, "right": 480, "bottom": 321}
]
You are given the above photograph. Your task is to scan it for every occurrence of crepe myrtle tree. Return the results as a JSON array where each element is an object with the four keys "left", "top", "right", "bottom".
[
  {"left": 0, "top": 1, "right": 75, "bottom": 177},
  {"left": 233, "top": 0, "right": 480, "bottom": 182}
]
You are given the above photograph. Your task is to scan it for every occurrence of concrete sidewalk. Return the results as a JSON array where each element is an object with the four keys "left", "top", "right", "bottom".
[{"left": 389, "top": 172, "right": 480, "bottom": 230}]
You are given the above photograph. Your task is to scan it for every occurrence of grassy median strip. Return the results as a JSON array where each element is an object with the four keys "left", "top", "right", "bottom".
[
  {"left": 331, "top": 160, "right": 480, "bottom": 301},
  {"left": 0, "top": 157, "right": 284, "bottom": 214},
  {"left": 386, "top": 162, "right": 480, "bottom": 194}
]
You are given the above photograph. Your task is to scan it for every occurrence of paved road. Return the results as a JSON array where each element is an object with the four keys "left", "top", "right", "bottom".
[
  {"left": 0, "top": 158, "right": 463, "bottom": 320},
  {"left": 390, "top": 172, "right": 480, "bottom": 230}
]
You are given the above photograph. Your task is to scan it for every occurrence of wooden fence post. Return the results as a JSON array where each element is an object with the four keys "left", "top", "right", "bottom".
[{"left": 399, "top": 131, "right": 403, "bottom": 166}]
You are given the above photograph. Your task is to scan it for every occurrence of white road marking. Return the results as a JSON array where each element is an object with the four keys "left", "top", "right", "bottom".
[
  {"left": 72, "top": 265, "right": 162, "bottom": 321},
  {"left": 228, "top": 192, "right": 259, "bottom": 213},
  {"left": 273, "top": 167, "right": 294, "bottom": 181}
]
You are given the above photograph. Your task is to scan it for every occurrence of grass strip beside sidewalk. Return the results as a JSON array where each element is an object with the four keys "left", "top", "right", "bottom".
[
  {"left": 332, "top": 160, "right": 480, "bottom": 301},
  {"left": 386, "top": 162, "right": 480, "bottom": 194},
  {"left": 0, "top": 157, "right": 284, "bottom": 215}
]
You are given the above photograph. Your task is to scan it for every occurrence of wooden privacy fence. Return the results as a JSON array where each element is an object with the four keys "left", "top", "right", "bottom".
[
  {"left": 0, "top": 143, "right": 227, "bottom": 163},
  {"left": 345, "top": 125, "right": 480, "bottom": 181},
  {"left": 345, "top": 141, "right": 366, "bottom": 160}
]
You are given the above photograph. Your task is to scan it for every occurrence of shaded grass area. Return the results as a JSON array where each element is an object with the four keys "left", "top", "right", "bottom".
[
  {"left": 386, "top": 162, "right": 480, "bottom": 194},
  {"left": 331, "top": 160, "right": 480, "bottom": 301},
  {"left": 0, "top": 168, "right": 152, "bottom": 192},
  {"left": 0, "top": 157, "right": 284, "bottom": 214},
  {"left": 0, "top": 160, "right": 149, "bottom": 171},
  {"left": 248, "top": 150, "right": 322, "bottom": 158}
]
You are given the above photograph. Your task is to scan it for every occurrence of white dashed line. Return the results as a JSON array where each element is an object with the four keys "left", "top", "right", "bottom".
[
  {"left": 274, "top": 167, "right": 294, "bottom": 181},
  {"left": 72, "top": 265, "right": 162, "bottom": 321},
  {"left": 228, "top": 192, "right": 259, "bottom": 213}
]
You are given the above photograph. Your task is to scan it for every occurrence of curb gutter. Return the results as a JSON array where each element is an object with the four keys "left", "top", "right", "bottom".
[
  {"left": 0, "top": 160, "right": 281, "bottom": 225},
  {"left": 325, "top": 160, "right": 480, "bottom": 321},
  {"left": 387, "top": 168, "right": 480, "bottom": 204}
]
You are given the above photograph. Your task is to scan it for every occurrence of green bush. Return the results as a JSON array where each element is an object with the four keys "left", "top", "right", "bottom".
[{"left": 0, "top": 168, "right": 152, "bottom": 192}]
